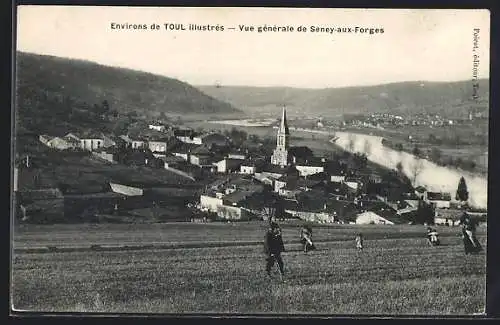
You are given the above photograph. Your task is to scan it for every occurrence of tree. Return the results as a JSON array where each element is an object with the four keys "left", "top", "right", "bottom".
[
  {"left": 363, "top": 139, "right": 372, "bottom": 156},
  {"left": 456, "top": 176, "right": 469, "bottom": 203},
  {"left": 347, "top": 134, "right": 356, "bottom": 152},
  {"left": 410, "top": 158, "right": 424, "bottom": 186},
  {"left": 102, "top": 100, "right": 110, "bottom": 114},
  {"left": 414, "top": 200, "right": 435, "bottom": 225},
  {"left": 429, "top": 147, "right": 442, "bottom": 163},
  {"left": 396, "top": 161, "right": 404, "bottom": 174},
  {"left": 412, "top": 145, "right": 422, "bottom": 158}
]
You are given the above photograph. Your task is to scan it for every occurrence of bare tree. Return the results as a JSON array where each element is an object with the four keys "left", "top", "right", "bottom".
[
  {"left": 347, "top": 134, "right": 356, "bottom": 152},
  {"left": 410, "top": 158, "right": 424, "bottom": 186},
  {"left": 396, "top": 161, "right": 404, "bottom": 174},
  {"left": 363, "top": 139, "right": 372, "bottom": 156}
]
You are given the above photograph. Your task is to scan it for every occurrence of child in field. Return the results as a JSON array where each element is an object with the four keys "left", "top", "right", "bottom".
[
  {"left": 300, "top": 225, "right": 316, "bottom": 253},
  {"left": 355, "top": 233, "right": 364, "bottom": 250}
]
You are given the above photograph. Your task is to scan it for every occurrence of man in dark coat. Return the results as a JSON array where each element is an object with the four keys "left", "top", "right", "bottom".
[{"left": 264, "top": 220, "right": 286, "bottom": 279}]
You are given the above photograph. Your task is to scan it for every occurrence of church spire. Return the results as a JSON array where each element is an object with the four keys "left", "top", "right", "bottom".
[
  {"left": 271, "top": 105, "right": 290, "bottom": 167},
  {"left": 279, "top": 105, "right": 290, "bottom": 135}
]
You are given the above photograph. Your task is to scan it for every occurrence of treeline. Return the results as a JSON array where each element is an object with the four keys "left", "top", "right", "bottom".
[
  {"left": 381, "top": 138, "right": 479, "bottom": 172},
  {"left": 425, "top": 133, "right": 487, "bottom": 147}
]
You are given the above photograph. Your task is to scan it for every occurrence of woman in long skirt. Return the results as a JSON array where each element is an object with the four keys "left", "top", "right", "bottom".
[{"left": 460, "top": 212, "right": 482, "bottom": 254}]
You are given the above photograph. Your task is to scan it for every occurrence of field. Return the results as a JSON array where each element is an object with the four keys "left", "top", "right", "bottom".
[{"left": 11, "top": 222, "right": 486, "bottom": 315}]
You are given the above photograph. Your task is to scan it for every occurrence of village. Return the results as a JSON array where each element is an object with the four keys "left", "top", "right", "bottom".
[{"left": 14, "top": 107, "right": 474, "bottom": 227}]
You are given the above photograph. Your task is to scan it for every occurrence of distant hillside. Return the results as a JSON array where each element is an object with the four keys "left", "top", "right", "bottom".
[
  {"left": 197, "top": 80, "right": 489, "bottom": 119},
  {"left": 15, "top": 52, "right": 241, "bottom": 134}
]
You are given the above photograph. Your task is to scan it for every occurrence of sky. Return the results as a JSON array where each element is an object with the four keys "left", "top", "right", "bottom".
[{"left": 16, "top": 6, "right": 490, "bottom": 88}]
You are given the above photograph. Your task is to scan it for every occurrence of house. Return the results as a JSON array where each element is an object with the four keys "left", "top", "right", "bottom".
[
  {"left": 355, "top": 211, "right": 394, "bottom": 225},
  {"left": 79, "top": 131, "right": 105, "bottom": 151},
  {"left": 344, "top": 177, "right": 362, "bottom": 191},
  {"left": 274, "top": 174, "right": 296, "bottom": 193},
  {"left": 295, "top": 164, "right": 324, "bottom": 177},
  {"left": 425, "top": 191, "right": 452, "bottom": 209},
  {"left": 240, "top": 158, "right": 265, "bottom": 175},
  {"left": 148, "top": 123, "right": 166, "bottom": 132},
  {"left": 175, "top": 129, "right": 202, "bottom": 144},
  {"left": 214, "top": 158, "right": 244, "bottom": 173},
  {"left": 282, "top": 193, "right": 337, "bottom": 223},
  {"left": 92, "top": 147, "right": 117, "bottom": 163},
  {"left": 120, "top": 149, "right": 156, "bottom": 167},
  {"left": 227, "top": 152, "right": 247, "bottom": 160},
  {"left": 414, "top": 186, "right": 427, "bottom": 200},
  {"left": 199, "top": 177, "right": 264, "bottom": 220},
  {"left": 189, "top": 146, "right": 213, "bottom": 166},
  {"left": 171, "top": 142, "right": 199, "bottom": 161},
  {"left": 46, "top": 136, "right": 76, "bottom": 150},
  {"left": 119, "top": 135, "right": 146, "bottom": 149},
  {"left": 102, "top": 135, "right": 117, "bottom": 148},
  {"left": 62, "top": 134, "right": 81, "bottom": 149},
  {"left": 199, "top": 194, "right": 223, "bottom": 213},
  {"left": 39, "top": 134, "right": 52, "bottom": 146},
  {"left": 241, "top": 163, "right": 257, "bottom": 175},
  {"left": 147, "top": 137, "right": 174, "bottom": 158},
  {"left": 330, "top": 174, "right": 346, "bottom": 183},
  {"left": 162, "top": 155, "right": 186, "bottom": 169}
]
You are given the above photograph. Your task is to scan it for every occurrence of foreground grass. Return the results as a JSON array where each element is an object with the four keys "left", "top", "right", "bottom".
[{"left": 12, "top": 227, "right": 486, "bottom": 315}]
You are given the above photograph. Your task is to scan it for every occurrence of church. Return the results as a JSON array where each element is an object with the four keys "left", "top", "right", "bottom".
[
  {"left": 268, "top": 106, "right": 326, "bottom": 178},
  {"left": 271, "top": 106, "right": 291, "bottom": 167}
]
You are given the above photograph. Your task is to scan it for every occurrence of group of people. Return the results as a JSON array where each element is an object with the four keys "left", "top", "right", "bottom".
[
  {"left": 263, "top": 218, "right": 364, "bottom": 280},
  {"left": 425, "top": 212, "right": 483, "bottom": 254},
  {"left": 263, "top": 211, "right": 482, "bottom": 280}
]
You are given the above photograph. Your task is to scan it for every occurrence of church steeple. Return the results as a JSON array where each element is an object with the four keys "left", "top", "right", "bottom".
[
  {"left": 279, "top": 105, "right": 289, "bottom": 135},
  {"left": 271, "top": 105, "right": 290, "bottom": 167}
]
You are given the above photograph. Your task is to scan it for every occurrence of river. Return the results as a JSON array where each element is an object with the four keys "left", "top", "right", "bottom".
[{"left": 332, "top": 131, "right": 488, "bottom": 210}]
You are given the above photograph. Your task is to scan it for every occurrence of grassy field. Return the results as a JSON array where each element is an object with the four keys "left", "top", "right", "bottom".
[{"left": 11, "top": 222, "right": 486, "bottom": 315}]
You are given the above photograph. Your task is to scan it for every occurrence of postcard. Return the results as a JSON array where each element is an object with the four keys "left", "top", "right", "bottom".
[{"left": 11, "top": 6, "right": 489, "bottom": 316}]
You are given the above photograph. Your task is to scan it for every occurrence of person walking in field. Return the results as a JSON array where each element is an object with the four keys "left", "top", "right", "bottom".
[
  {"left": 459, "top": 212, "right": 482, "bottom": 254},
  {"left": 264, "top": 219, "right": 286, "bottom": 280},
  {"left": 355, "top": 233, "right": 364, "bottom": 250},
  {"left": 300, "top": 224, "right": 316, "bottom": 253}
]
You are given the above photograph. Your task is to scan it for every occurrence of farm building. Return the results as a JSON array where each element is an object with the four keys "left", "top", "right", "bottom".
[{"left": 110, "top": 182, "right": 144, "bottom": 196}]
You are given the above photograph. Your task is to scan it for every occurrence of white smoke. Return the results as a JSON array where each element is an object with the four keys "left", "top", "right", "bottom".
[{"left": 334, "top": 132, "right": 488, "bottom": 210}]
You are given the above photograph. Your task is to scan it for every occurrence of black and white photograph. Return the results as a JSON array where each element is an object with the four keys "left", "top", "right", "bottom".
[{"left": 11, "top": 6, "right": 489, "bottom": 315}]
